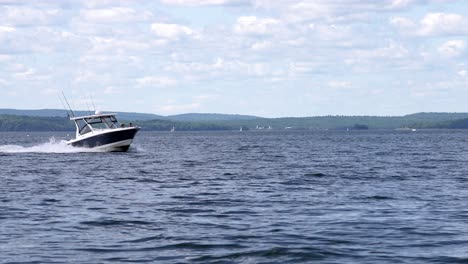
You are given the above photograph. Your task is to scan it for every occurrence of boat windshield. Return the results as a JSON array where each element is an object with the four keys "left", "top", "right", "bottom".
[
  {"left": 76, "top": 116, "right": 119, "bottom": 135},
  {"left": 76, "top": 119, "right": 91, "bottom": 135},
  {"left": 87, "top": 116, "right": 119, "bottom": 129}
]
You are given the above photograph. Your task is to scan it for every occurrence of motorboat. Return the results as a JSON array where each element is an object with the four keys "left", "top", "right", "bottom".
[{"left": 67, "top": 111, "right": 140, "bottom": 152}]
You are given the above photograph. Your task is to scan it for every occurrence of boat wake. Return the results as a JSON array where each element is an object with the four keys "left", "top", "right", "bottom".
[
  {"left": 0, "top": 137, "right": 105, "bottom": 153},
  {"left": 128, "top": 144, "right": 146, "bottom": 153}
]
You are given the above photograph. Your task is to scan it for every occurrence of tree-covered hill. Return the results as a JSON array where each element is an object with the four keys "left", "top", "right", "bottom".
[
  {"left": 137, "top": 119, "right": 232, "bottom": 131},
  {"left": 166, "top": 113, "right": 258, "bottom": 121},
  {"left": 0, "top": 115, "right": 73, "bottom": 131},
  {"left": 0, "top": 109, "right": 257, "bottom": 122},
  {"left": 416, "top": 118, "right": 468, "bottom": 129},
  {"left": 213, "top": 113, "right": 468, "bottom": 130},
  {"left": 3, "top": 112, "right": 468, "bottom": 132},
  {"left": 0, "top": 109, "right": 163, "bottom": 121},
  {"left": 0, "top": 115, "right": 233, "bottom": 132}
]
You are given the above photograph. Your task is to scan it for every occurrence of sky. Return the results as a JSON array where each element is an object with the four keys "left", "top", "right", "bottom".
[{"left": 0, "top": 0, "right": 468, "bottom": 117}]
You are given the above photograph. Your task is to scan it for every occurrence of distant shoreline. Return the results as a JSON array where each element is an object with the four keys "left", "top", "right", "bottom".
[{"left": 2, "top": 111, "right": 468, "bottom": 131}]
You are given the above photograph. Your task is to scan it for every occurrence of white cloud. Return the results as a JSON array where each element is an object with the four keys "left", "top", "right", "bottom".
[
  {"left": 165, "top": 58, "right": 274, "bottom": 80},
  {"left": 80, "top": 7, "right": 152, "bottom": 23},
  {"left": 0, "top": 26, "right": 83, "bottom": 54},
  {"left": 287, "top": 62, "right": 317, "bottom": 76},
  {"left": 193, "top": 94, "right": 219, "bottom": 102},
  {"left": 0, "top": 6, "right": 62, "bottom": 26},
  {"left": 77, "top": 54, "right": 143, "bottom": 80},
  {"left": 312, "top": 24, "right": 353, "bottom": 41},
  {"left": 158, "top": 102, "right": 201, "bottom": 113},
  {"left": 251, "top": 40, "right": 272, "bottom": 51},
  {"left": 343, "top": 41, "right": 417, "bottom": 72},
  {"left": 419, "top": 13, "right": 468, "bottom": 36},
  {"left": 13, "top": 67, "right": 51, "bottom": 81},
  {"left": 246, "top": 63, "right": 268, "bottom": 76},
  {"left": 438, "top": 40, "right": 465, "bottom": 58},
  {"left": 392, "top": 13, "right": 468, "bottom": 36},
  {"left": 164, "top": 58, "right": 225, "bottom": 77},
  {"left": 0, "top": 54, "right": 9, "bottom": 62},
  {"left": 387, "top": 0, "right": 416, "bottom": 9},
  {"left": 89, "top": 37, "right": 149, "bottom": 54},
  {"left": 387, "top": 0, "right": 457, "bottom": 10},
  {"left": 328, "top": 81, "right": 352, "bottom": 89},
  {"left": 0, "top": 26, "right": 16, "bottom": 34},
  {"left": 74, "top": 71, "right": 102, "bottom": 83},
  {"left": 233, "top": 16, "right": 281, "bottom": 35},
  {"left": 103, "top": 86, "right": 119, "bottom": 94},
  {"left": 40, "top": 88, "right": 59, "bottom": 95},
  {"left": 279, "top": 0, "right": 461, "bottom": 24},
  {"left": 80, "top": 0, "right": 147, "bottom": 8},
  {"left": 0, "top": 0, "right": 467, "bottom": 116},
  {"left": 137, "top": 76, "right": 178, "bottom": 87},
  {"left": 14, "top": 68, "right": 36, "bottom": 80},
  {"left": 151, "top": 23, "right": 198, "bottom": 40},
  {"left": 160, "top": 0, "right": 250, "bottom": 6},
  {"left": 284, "top": 1, "right": 332, "bottom": 22},
  {"left": 354, "top": 42, "right": 410, "bottom": 60},
  {"left": 281, "top": 0, "right": 396, "bottom": 23},
  {"left": 389, "top": 16, "right": 417, "bottom": 32}
]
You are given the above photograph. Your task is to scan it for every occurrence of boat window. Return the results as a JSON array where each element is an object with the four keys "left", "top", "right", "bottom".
[
  {"left": 109, "top": 116, "right": 118, "bottom": 128},
  {"left": 101, "top": 116, "right": 118, "bottom": 128},
  {"left": 86, "top": 117, "right": 109, "bottom": 129},
  {"left": 76, "top": 119, "right": 91, "bottom": 135}
]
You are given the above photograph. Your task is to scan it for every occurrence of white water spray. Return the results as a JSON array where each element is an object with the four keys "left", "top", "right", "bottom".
[{"left": 0, "top": 137, "right": 105, "bottom": 153}]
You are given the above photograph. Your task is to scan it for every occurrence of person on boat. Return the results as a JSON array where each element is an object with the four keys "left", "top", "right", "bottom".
[
  {"left": 129, "top": 122, "right": 133, "bottom": 127},
  {"left": 121, "top": 123, "right": 125, "bottom": 128}
]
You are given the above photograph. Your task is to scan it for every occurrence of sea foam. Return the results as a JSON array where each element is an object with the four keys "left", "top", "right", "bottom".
[{"left": 0, "top": 137, "right": 103, "bottom": 153}]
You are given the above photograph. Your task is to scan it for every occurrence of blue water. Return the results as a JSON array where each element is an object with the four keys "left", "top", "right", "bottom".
[{"left": 2, "top": 130, "right": 468, "bottom": 263}]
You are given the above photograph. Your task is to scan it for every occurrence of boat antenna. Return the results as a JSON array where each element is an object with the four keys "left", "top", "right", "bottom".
[
  {"left": 61, "top": 91, "right": 75, "bottom": 117},
  {"left": 84, "top": 96, "right": 92, "bottom": 115},
  {"left": 57, "top": 94, "right": 71, "bottom": 118},
  {"left": 90, "top": 93, "right": 97, "bottom": 112}
]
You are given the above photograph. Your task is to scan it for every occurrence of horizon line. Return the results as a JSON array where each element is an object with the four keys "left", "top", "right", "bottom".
[{"left": 1, "top": 108, "right": 468, "bottom": 119}]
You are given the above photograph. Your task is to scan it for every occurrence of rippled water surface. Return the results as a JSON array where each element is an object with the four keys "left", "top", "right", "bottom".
[{"left": 2, "top": 130, "right": 468, "bottom": 263}]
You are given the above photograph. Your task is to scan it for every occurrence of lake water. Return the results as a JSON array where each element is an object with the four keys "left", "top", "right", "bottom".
[{"left": 2, "top": 130, "right": 468, "bottom": 263}]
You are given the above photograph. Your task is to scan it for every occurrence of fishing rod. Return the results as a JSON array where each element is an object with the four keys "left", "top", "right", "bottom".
[
  {"left": 90, "top": 93, "right": 97, "bottom": 112},
  {"left": 57, "top": 94, "right": 71, "bottom": 118},
  {"left": 61, "top": 91, "right": 75, "bottom": 117}
]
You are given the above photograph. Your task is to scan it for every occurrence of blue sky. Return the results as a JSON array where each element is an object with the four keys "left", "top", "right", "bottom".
[{"left": 0, "top": 0, "right": 467, "bottom": 117}]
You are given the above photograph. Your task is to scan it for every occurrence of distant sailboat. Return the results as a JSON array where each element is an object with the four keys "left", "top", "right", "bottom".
[
  {"left": 170, "top": 126, "right": 175, "bottom": 132},
  {"left": 240, "top": 127, "right": 243, "bottom": 132}
]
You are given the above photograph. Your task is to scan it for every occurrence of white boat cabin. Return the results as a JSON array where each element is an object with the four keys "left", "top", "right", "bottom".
[{"left": 70, "top": 112, "right": 122, "bottom": 137}]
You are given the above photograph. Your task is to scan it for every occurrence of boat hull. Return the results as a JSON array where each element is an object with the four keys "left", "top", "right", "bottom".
[{"left": 68, "top": 127, "right": 139, "bottom": 152}]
